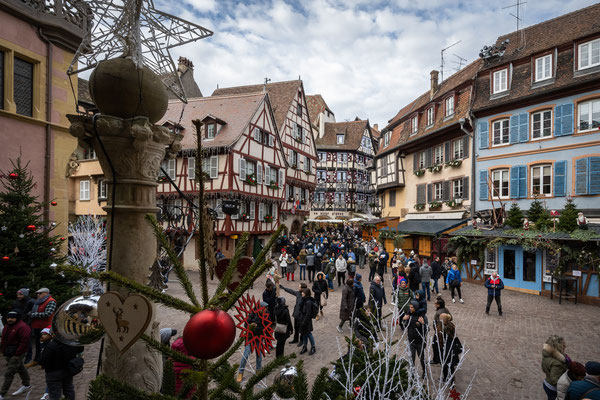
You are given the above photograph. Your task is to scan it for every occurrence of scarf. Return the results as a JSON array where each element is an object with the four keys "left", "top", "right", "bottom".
[{"left": 32, "top": 295, "right": 49, "bottom": 313}]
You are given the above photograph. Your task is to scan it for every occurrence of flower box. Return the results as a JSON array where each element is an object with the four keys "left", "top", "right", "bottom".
[
  {"left": 269, "top": 181, "right": 279, "bottom": 190},
  {"left": 245, "top": 173, "right": 257, "bottom": 186},
  {"left": 428, "top": 201, "right": 442, "bottom": 210},
  {"left": 445, "top": 159, "right": 463, "bottom": 168},
  {"left": 414, "top": 203, "right": 425, "bottom": 211},
  {"left": 264, "top": 215, "right": 274, "bottom": 222},
  {"left": 240, "top": 213, "right": 249, "bottom": 220},
  {"left": 445, "top": 200, "right": 456, "bottom": 208},
  {"left": 414, "top": 169, "right": 425, "bottom": 177},
  {"left": 427, "top": 164, "right": 443, "bottom": 173}
]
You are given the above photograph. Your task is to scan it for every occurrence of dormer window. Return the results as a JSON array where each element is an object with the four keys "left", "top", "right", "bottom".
[
  {"left": 493, "top": 69, "right": 508, "bottom": 94},
  {"left": 383, "top": 131, "right": 391, "bottom": 147},
  {"left": 207, "top": 124, "right": 215, "bottom": 139},
  {"left": 444, "top": 96, "right": 454, "bottom": 117},
  {"left": 337, "top": 134, "right": 345, "bottom": 144},
  {"left": 578, "top": 38, "right": 600, "bottom": 70},
  {"left": 535, "top": 54, "right": 552, "bottom": 81},
  {"left": 426, "top": 107, "right": 434, "bottom": 126},
  {"left": 410, "top": 115, "right": 418, "bottom": 135}
]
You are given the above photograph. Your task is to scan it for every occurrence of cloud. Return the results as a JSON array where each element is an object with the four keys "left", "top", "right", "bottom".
[{"left": 159, "top": 0, "right": 598, "bottom": 127}]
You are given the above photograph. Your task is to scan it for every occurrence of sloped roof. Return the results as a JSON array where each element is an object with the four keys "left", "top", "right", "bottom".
[
  {"left": 212, "top": 80, "right": 302, "bottom": 132},
  {"left": 159, "top": 92, "right": 266, "bottom": 150},
  {"left": 394, "top": 219, "right": 467, "bottom": 236},
  {"left": 306, "top": 94, "right": 333, "bottom": 126},
  {"left": 317, "top": 120, "right": 369, "bottom": 151},
  {"left": 451, "top": 225, "right": 600, "bottom": 241}
]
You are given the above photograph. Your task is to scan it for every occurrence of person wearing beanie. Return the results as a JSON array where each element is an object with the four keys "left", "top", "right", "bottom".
[
  {"left": 485, "top": 271, "right": 504, "bottom": 316},
  {"left": 160, "top": 328, "right": 178, "bottom": 346},
  {"left": 0, "top": 311, "right": 31, "bottom": 399},
  {"left": 542, "top": 335, "right": 569, "bottom": 399},
  {"left": 280, "top": 282, "right": 307, "bottom": 346},
  {"left": 557, "top": 361, "right": 587, "bottom": 400},
  {"left": 395, "top": 279, "right": 414, "bottom": 319},
  {"left": 236, "top": 301, "right": 269, "bottom": 383},
  {"left": 402, "top": 301, "right": 426, "bottom": 376},
  {"left": 565, "top": 361, "right": 600, "bottom": 400},
  {"left": 337, "top": 279, "right": 355, "bottom": 333},
  {"left": 12, "top": 288, "right": 34, "bottom": 363}
]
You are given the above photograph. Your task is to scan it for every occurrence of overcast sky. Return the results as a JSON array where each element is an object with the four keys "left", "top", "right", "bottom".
[{"left": 156, "top": 0, "right": 598, "bottom": 129}]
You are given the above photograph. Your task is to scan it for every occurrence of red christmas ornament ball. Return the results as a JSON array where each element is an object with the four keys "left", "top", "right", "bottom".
[
  {"left": 60, "top": 237, "right": 66, "bottom": 241},
  {"left": 51, "top": 201, "right": 57, "bottom": 206},
  {"left": 26, "top": 225, "right": 36, "bottom": 232},
  {"left": 2, "top": 256, "right": 9, "bottom": 261},
  {"left": 9, "top": 173, "right": 18, "bottom": 180},
  {"left": 183, "top": 310, "right": 236, "bottom": 359}
]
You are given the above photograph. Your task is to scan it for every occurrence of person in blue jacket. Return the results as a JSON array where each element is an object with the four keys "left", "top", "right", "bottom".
[
  {"left": 446, "top": 263, "right": 464, "bottom": 304},
  {"left": 565, "top": 361, "right": 600, "bottom": 400},
  {"left": 484, "top": 271, "right": 504, "bottom": 316},
  {"left": 414, "top": 289, "right": 428, "bottom": 317}
]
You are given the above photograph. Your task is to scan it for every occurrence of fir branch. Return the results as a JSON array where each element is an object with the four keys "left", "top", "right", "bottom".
[
  {"left": 308, "top": 367, "right": 330, "bottom": 400},
  {"left": 162, "top": 359, "right": 176, "bottom": 396},
  {"left": 141, "top": 335, "right": 200, "bottom": 367},
  {"left": 243, "top": 354, "right": 294, "bottom": 394},
  {"left": 251, "top": 385, "right": 279, "bottom": 400},
  {"left": 211, "top": 233, "right": 250, "bottom": 302},
  {"left": 292, "top": 360, "right": 309, "bottom": 400},
  {"left": 207, "top": 364, "right": 237, "bottom": 400},
  {"left": 208, "top": 337, "right": 245, "bottom": 374},
  {"left": 146, "top": 214, "right": 200, "bottom": 308},
  {"left": 91, "top": 375, "right": 179, "bottom": 400}
]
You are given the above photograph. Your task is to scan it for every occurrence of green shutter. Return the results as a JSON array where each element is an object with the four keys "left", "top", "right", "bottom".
[{"left": 479, "top": 170, "right": 488, "bottom": 200}]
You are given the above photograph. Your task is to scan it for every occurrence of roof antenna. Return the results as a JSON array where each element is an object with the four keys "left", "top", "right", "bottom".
[
  {"left": 440, "top": 40, "right": 461, "bottom": 82},
  {"left": 451, "top": 54, "right": 468, "bottom": 72},
  {"left": 263, "top": 77, "right": 271, "bottom": 92},
  {"left": 503, "top": 0, "right": 527, "bottom": 51}
]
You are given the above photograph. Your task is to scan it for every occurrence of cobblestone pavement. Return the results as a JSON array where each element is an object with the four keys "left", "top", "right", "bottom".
[{"left": 3, "top": 269, "right": 599, "bottom": 400}]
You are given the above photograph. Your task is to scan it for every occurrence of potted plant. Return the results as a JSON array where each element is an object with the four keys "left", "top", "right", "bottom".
[
  {"left": 264, "top": 214, "right": 273, "bottom": 222},
  {"left": 414, "top": 169, "right": 425, "bottom": 177},
  {"left": 291, "top": 163, "right": 298, "bottom": 169},
  {"left": 414, "top": 203, "right": 425, "bottom": 211},
  {"left": 240, "top": 212, "right": 249, "bottom": 220},
  {"left": 427, "top": 164, "right": 443, "bottom": 173},
  {"left": 445, "top": 199, "right": 456, "bottom": 208},
  {"left": 269, "top": 180, "right": 279, "bottom": 190},
  {"left": 245, "top": 173, "right": 257, "bottom": 186},
  {"left": 429, "top": 201, "right": 442, "bottom": 210},
  {"left": 445, "top": 159, "right": 463, "bottom": 168}
]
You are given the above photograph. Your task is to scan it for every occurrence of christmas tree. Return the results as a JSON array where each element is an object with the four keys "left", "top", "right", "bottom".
[
  {"left": 527, "top": 199, "right": 551, "bottom": 231},
  {"left": 505, "top": 202, "right": 524, "bottom": 229},
  {"left": 557, "top": 198, "right": 579, "bottom": 233},
  {"left": 0, "top": 157, "right": 79, "bottom": 314}
]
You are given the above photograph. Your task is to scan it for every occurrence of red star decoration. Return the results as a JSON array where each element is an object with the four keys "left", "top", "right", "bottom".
[
  {"left": 234, "top": 294, "right": 274, "bottom": 357},
  {"left": 449, "top": 388, "right": 461, "bottom": 400}
]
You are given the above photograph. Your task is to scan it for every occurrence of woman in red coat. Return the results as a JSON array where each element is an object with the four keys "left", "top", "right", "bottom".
[{"left": 171, "top": 337, "right": 195, "bottom": 398}]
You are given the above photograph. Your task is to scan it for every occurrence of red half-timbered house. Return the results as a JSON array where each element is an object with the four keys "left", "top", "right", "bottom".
[
  {"left": 213, "top": 80, "right": 318, "bottom": 234},
  {"left": 157, "top": 92, "right": 287, "bottom": 261}
]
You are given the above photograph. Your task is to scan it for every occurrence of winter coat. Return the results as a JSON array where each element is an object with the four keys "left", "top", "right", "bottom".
[
  {"left": 262, "top": 287, "right": 277, "bottom": 319},
  {"left": 298, "top": 250, "right": 307, "bottom": 265},
  {"left": 273, "top": 304, "right": 293, "bottom": 340},
  {"left": 11, "top": 297, "right": 34, "bottom": 324},
  {"left": 541, "top": 343, "right": 568, "bottom": 387},
  {"left": 298, "top": 297, "right": 315, "bottom": 335},
  {"left": 414, "top": 290, "right": 427, "bottom": 316},
  {"left": 485, "top": 276, "right": 505, "bottom": 297},
  {"left": 431, "top": 261, "right": 442, "bottom": 280},
  {"left": 339, "top": 281, "right": 355, "bottom": 321},
  {"left": 306, "top": 254, "right": 315, "bottom": 268},
  {"left": 353, "top": 281, "right": 366, "bottom": 309},
  {"left": 287, "top": 258, "right": 297, "bottom": 272},
  {"left": 0, "top": 319, "right": 31, "bottom": 356},
  {"left": 312, "top": 277, "right": 329, "bottom": 300},
  {"left": 335, "top": 257, "right": 347, "bottom": 273},
  {"left": 39, "top": 338, "right": 83, "bottom": 372},
  {"left": 556, "top": 370, "right": 573, "bottom": 400},
  {"left": 281, "top": 285, "right": 303, "bottom": 319},
  {"left": 440, "top": 322, "right": 462, "bottom": 367},
  {"left": 408, "top": 264, "right": 421, "bottom": 291},
  {"left": 171, "top": 337, "right": 196, "bottom": 398},
  {"left": 446, "top": 268, "right": 462, "bottom": 286},
  {"left": 433, "top": 306, "right": 452, "bottom": 331},
  {"left": 280, "top": 254, "right": 288, "bottom": 269},
  {"left": 396, "top": 287, "right": 413, "bottom": 314},
  {"left": 368, "top": 281, "right": 387, "bottom": 312},
  {"left": 565, "top": 378, "right": 600, "bottom": 400},
  {"left": 402, "top": 309, "right": 426, "bottom": 345},
  {"left": 419, "top": 264, "right": 432, "bottom": 283}
]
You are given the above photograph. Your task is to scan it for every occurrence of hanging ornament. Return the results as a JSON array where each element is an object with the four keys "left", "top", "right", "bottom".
[
  {"left": 449, "top": 388, "right": 462, "bottom": 400},
  {"left": 353, "top": 386, "right": 361, "bottom": 397},
  {"left": 52, "top": 293, "right": 103, "bottom": 346},
  {"left": 97, "top": 291, "right": 153, "bottom": 353},
  {"left": 2, "top": 256, "right": 9, "bottom": 261},
  {"left": 215, "top": 256, "right": 252, "bottom": 291},
  {"left": 13, "top": 246, "right": 19, "bottom": 255},
  {"left": 49, "top": 242, "right": 53, "bottom": 245},
  {"left": 19, "top": 234, "right": 24, "bottom": 238},
  {"left": 183, "top": 309, "right": 236, "bottom": 359},
  {"left": 234, "top": 294, "right": 274, "bottom": 357},
  {"left": 50, "top": 263, "right": 58, "bottom": 269},
  {"left": 26, "top": 225, "right": 36, "bottom": 232},
  {"left": 51, "top": 201, "right": 58, "bottom": 206},
  {"left": 50, "top": 248, "right": 56, "bottom": 252},
  {"left": 1, "top": 225, "right": 8, "bottom": 231},
  {"left": 147, "top": 259, "right": 167, "bottom": 291},
  {"left": 51, "top": 222, "right": 57, "bottom": 227},
  {"left": 273, "top": 364, "right": 298, "bottom": 397},
  {"left": 9, "top": 172, "right": 18, "bottom": 180},
  {"left": 60, "top": 237, "right": 66, "bottom": 241}
]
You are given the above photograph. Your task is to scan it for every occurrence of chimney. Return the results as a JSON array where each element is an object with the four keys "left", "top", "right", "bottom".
[
  {"left": 178, "top": 57, "right": 194, "bottom": 75},
  {"left": 373, "top": 123, "right": 379, "bottom": 131},
  {"left": 430, "top": 70, "right": 439, "bottom": 99}
]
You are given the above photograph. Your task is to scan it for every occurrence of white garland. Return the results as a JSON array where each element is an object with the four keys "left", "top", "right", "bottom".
[{"left": 67, "top": 215, "right": 107, "bottom": 294}]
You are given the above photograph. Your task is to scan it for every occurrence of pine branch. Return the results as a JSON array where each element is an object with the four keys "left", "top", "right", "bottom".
[
  {"left": 251, "top": 385, "right": 279, "bottom": 400},
  {"left": 146, "top": 214, "right": 200, "bottom": 308},
  {"left": 292, "top": 360, "right": 309, "bottom": 400},
  {"left": 211, "top": 233, "right": 250, "bottom": 302},
  {"left": 208, "top": 337, "right": 244, "bottom": 374},
  {"left": 141, "top": 335, "right": 200, "bottom": 367},
  {"left": 162, "top": 359, "right": 176, "bottom": 396},
  {"left": 91, "top": 375, "right": 179, "bottom": 400},
  {"left": 243, "top": 354, "right": 295, "bottom": 395},
  {"left": 207, "top": 364, "right": 237, "bottom": 400},
  {"left": 308, "top": 367, "right": 330, "bottom": 400}
]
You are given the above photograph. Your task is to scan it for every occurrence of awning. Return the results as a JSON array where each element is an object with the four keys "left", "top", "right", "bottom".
[
  {"left": 306, "top": 219, "right": 345, "bottom": 223},
  {"left": 393, "top": 219, "right": 467, "bottom": 236}
]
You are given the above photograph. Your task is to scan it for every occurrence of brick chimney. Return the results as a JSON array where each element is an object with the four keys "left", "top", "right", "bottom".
[
  {"left": 178, "top": 57, "right": 194, "bottom": 75},
  {"left": 430, "top": 70, "right": 439, "bottom": 99},
  {"left": 373, "top": 123, "right": 379, "bottom": 131}
]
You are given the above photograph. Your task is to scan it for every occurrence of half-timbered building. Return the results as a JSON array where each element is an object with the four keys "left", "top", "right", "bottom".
[
  {"left": 213, "top": 80, "right": 318, "bottom": 234},
  {"left": 157, "top": 92, "right": 287, "bottom": 262}
]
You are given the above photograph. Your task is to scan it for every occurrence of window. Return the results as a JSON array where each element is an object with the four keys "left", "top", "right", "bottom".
[
  {"left": 206, "top": 124, "right": 215, "bottom": 139},
  {"left": 492, "top": 119, "right": 510, "bottom": 146},
  {"left": 410, "top": 115, "right": 418, "bottom": 134},
  {"left": 452, "top": 179, "right": 463, "bottom": 199},
  {"left": 434, "top": 182, "right": 443, "bottom": 200},
  {"left": 384, "top": 131, "right": 391, "bottom": 147},
  {"left": 289, "top": 151, "right": 298, "bottom": 167},
  {"left": 288, "top": 185, "right": 295, "bottom": 201},
  {"left": 453, "top": 138, "right": 464, "bottom": 159},
  {"left": 188, "top": 157, "right": 195, "bottom": 179},
  {"left": 336, "top": 170, "right": 348, "bottom": 182},
  {"left": 14, "top": 57, "right": 33, "bottom": 117},
  {"left": 83, "top": 147, "right": 96, "bottom": 160},
  {"left": 535, "top": 55, "right": 552, "bottom": 81},
  {"left": 337, "top": 134, "right": 345, "bottom": 144},
  {"left": 578, "top": 99, "right": 600, "bottom": 132},
  {"left": 266, "top": 166, "right": 278, "bottom": 185},
  {"left": 531, "top": 164, "right": 552, "bottom": 196},
  {"left": 318, "top": 152, "right": 326, "bottom": 162},
  {"left": 161, "top": 159, "right": 176, "bottom": 179},
  {"left": 532, "top": 110, "right": 552, "bottom": 139},
  {"left": 493, "top": 69, "right": 508, "bottom": 94},
  {"left": 98, "top": 179, "right": 107, "bottom": 200},
  {"left": 317, "top": 169, "right": 326, "bottom": 182},
  {"left": 578, "top": 38, "right": 600, "bottom": 70},
  {"left": 444, "top": 97, "right": 454, "bottom": 117},
  {"left": 79, "top": 180, "right": 90, "bottom": 201},
  {"left": 297, "top": 101, "right": 302, "bottom": 116},
  {"left": 426, "top": 107, "right": 434, "bottom": 126},
  {"left": 389, "top": 190, "right": 396, "bottom": 206},
  {"left": 434, "top": 145, "right": 443, "bottom": 165},
  {"left": 305, "top": 157, "right": 311, "bottom": 173},
  {"left": 296, "top": 124, "right": 303, "bottom": 142},
  {"left": 418, "top": 151, "right": 426, "bottom": 169},
  {"left": 492, "top": 169, "right": 509, "bottom": 198},
  {"left": 338, "top": 152, "right": 348, "bottom": 163}
]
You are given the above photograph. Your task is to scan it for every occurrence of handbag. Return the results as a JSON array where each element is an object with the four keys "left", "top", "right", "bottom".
[
  {"left": 274, "top": 315, "right": 287, "bottom": 334},
  {"left": 321, "top": 292, "right": 327, "bottom": 307},
  {"left": 67, "top": 356, "right": 84, "bottom": 376}
]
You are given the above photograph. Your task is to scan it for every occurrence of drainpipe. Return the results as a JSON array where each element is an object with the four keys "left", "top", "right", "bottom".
[
  {"left": 459, "top": 118, "right": 475, "bottom": 219},
  {"left": 38, "top": 27, "right": 53, "bottom": 223}
]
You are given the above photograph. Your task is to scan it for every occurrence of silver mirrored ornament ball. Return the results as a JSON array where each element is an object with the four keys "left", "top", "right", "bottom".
[
  {"left": 274, "top": 364, "right": 298, "bottom": 398},
  {"left": 52, "top": 294, "right": 103, "bottom": 346}
]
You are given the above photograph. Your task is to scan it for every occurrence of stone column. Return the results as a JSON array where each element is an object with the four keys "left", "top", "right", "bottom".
[{"left": 68, "top": 114, "right": 182, "bottom": 391}]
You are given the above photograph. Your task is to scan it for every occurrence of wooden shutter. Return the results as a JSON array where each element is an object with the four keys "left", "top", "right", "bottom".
[
  {"left": 575, "top": 158, "right": 588, "bottom": 195},
  {"left": 426, "top": 148, "right": 433, "bottom": 167},
  {"left": 268, "top": 134, "right": 274, "bottom": 147},
  {"left": 265, "top": 165, "right": 270, "bottom": 185},
  {"left": 442, "top": 180, "right": 451, "bottom": 201},
  {"left": 210, "top": 156, "right": 218, "bottom": 179},
  {"left": 518, "top": 166, "right": 527, "bottom": 199},
  {"left": 590, "top": 157, "right": 600, "bottom": 195},
  {"left": 479, "top": 170, "right": 488, "bottom": 200},
  {"left": 427, "top": 183, "right": 433, "bottom": 203},
  {"left": 509, "top": 115, "right": 519, "bottom": 144},
  {"left": 413, "top": 153, "right": 418, "bottom": 171},
  {"left": 478, "top": 121, "right": 489, "bottom": 149},
  {"left": 463, "top": 136, "right": 469, "bottom": 159},
  {"left": 188, "top": 157, "right": 195, "bottom": 180},
  {"left": 417, "top": 184, "right": 426, "bottom": 204},
  {"left": 258, "top": 203, "right": 264, "bottom": 221},
  {"left": 279, "top": 169, "right": 284, "bottom": 187},
  {"left": 444, "top": 141, "right": 451, "bottom": 162},
  {"left": 249, "top": 201, "right": 256, "bottom": 219},
  {"left": 561, "top": 103, "right": 574, "bottom": 136},
  {"left": 518, "top": 113, "right": 528, "bottom": 142},
  {"left": 510, "top": 166, "right": 519, "bottom": 198},
  {"left": 253, "top": 127, "right": 260, "bottom": 141},
  {"left": 554, "top": 104, "right": 563, "bottom": 136},
  {"left": 462, "top": 176, "right": 469, "bottom": 200},
  {"left": 239, "top": 158, "right": 246, "bottom": 180},
  {"left": 553, "top": 160, "right": 567, "bottom": 197},
  {"left": 257, "top": 164, "right": 262, "bottom": 184}
]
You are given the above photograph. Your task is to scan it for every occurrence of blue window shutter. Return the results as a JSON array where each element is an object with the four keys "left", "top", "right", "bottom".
[
  {"left": 561, "top": 103, "right": 574, "bottom": 136},
  {"left": 518, "top": 165, "right": 527, "bottom": 198},
  {"left": 554, "top": 105, "right": 563, "bottom": 136},
  {"left": 510, "top": 166, "right": 520, "bottom": 198},
  {"left": 575, "top": 158, "right": 588, "bottom": 195},
  {"left": 519, "top": 113, "right": 528, "bottom": 142},
  {"left": 478, "top": 121, "right": 488, "bottom": 149},
  {"left": 589, "top": 157, "right": 600, "bottom": 195},
  {"left": 479, "top": 170, "right": 488, "bottom": 200},
  {"left": 553, "top": 160, "right": 567, "bottom": 197},
  {"left": 509, "top": 115, "right": 519, "bottom": 144}
]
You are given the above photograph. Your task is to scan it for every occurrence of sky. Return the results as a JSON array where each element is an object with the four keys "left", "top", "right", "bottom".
[{"left": 154, "top": 0, "right": 599, "bottom": 130}]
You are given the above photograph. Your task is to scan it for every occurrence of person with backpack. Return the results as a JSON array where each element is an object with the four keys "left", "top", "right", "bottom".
[
  {"left": 484, "top": 271, "right": 504, "bottom": 316},
  {"left": 298, "top": 288, "right": 317, "bottom": 355},
  {"left": 38, "top": 334, "right": 84, "bottom": 400}
]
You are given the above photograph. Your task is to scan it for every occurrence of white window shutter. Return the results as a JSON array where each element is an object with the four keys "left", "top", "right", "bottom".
[
  {"left": 216, "top": 199, "right": 224, "bottom": 219},
  {"left": 257, "top": 164, "right": 262, "bottom": 184},
  {"left": 279, "top": 170, "right": 284, "bottom": 187},
  {"left": 188, "top": 157, "right": 195, "bottom": 180},
  {"left": 250, "top": 201, "right": 256, "bottom": 219},
  {"left": 269, "top": 134, "right": 274, "bottom": 147},
  {"left": 259, "top": 203, "right": 264, "bottom": 221},
  {"left": 210, "top": 156, "right": 218, "bottom": 179},
  {"left": 265, "top": 165, "right": 271, "bottom": 185},
  {"left": 168, "top": 159, "right": 176, "bottom": 179},
  {"left": 253, "top": 127, "right": 260, "bottom": 141},
  {"left": 273, "top": 205, "right": 278, "bottom": 220},
  {"left": 240, "top": 158, "right": 246, "bottom": 180}
]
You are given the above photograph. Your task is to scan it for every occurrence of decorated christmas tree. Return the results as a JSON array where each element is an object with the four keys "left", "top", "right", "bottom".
[
  {"left": 527, "top": 199, "right": 551, "bottom": 231},
  {"left": 0, "top": 158, "right": 79, "bottom": 314},
  {"left": 557, "top": 198, "right": 579, "bottom": 233},
  {"left": 505, "top": 202, "right": 524, "bottom": 229}
]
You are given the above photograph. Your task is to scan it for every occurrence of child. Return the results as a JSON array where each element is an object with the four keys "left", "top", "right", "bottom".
[{"left": 39, "top": 326, "right": 53, "bottom": 400}]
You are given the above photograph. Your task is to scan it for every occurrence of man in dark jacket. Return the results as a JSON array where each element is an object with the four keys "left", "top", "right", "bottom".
[
  {"left": 11, "top": 289, "right": 34, "bottom": 324},
  {"left": 39, "top": 337, "right": 83, "bottom": 400},
  {"left": 280, "top": 282, "right": 307, "bottom": 345},
  {"left": 484, "top": 271, "right": 504, "bottom": 316},
  {"left": 312, "top": 272, "right": 328, "bottom": 320},
  {"left": 431, "top": 257, "right": 442, "bottom": 295},
  {"left": 337, "top": 279, "right": 355, "bottom": 333},
  {"left": 368, "top": 275, "right": 387, "bottom": 322},
  {"left": 0, "top": 311, "right": 31, "bottom": 398},
  {"left": 408, "top": 262, "right": 421, "bottom": 292},
  {"left": 402, "top": 301, "right": 427, "bottom": 375},
  {"left": 353, "top": 274, "right": 366, "bottom": 310},
  {"left": 262, "top": 281, "right": 277, "bottom": 321}
]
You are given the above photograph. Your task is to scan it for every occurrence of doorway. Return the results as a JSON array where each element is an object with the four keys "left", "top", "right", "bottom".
[{"left": 499, "top": 246, "right": 541, "bottom": 292}]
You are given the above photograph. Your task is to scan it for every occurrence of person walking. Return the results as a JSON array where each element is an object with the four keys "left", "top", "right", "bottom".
[
  {"left": 431, "top": 257, "right": 442, "bottom": 295},
  {"left": 39, "top": 335, "right": 84, "bottom": 400},
  {"left": 312, "top": 272, "right": 328, "bottom": 320},
  {"left": 298, "top": 289, "right": 317, "bottom": 355},
  {"left": 335, "top": 254, "right": 348, "bottom": 288},
  {"left": 237, "top": 302, "right": 269, "bottom": 382},
  {"left": 306, "top": 248, "right": 316, "bottom": 282},
  {"left": 419, "top": 259, "right": 432, "bottom": 301},
  {"left": 298, "top": 248, "right": 307, "bottom": 281},
  {"left": 337, "top": 279, "right": 355, "bottom": 333},
  {"left": 439, "top": 313, "right": 462, "bottom": 385},
  {"left": 11, "top": 289, "right": 34, "bottom": 363},
  {"left": 325, "top": 257, "right": 336, "bottom": 291},
  {"left": 353, "top": 274, "right": 366, "bottom": 311},
  {"left": 446, "top": 264, "right": 464, "bottom": 304},
  {"left": 0, "top": 311, "right": 31, "bottom": 400},
  {"left": 27, "top": 288, "right": 56, "bottom": 367},
  {"left": 395, "top": 278, "right": 413, "bottom": 320},
  {"left": 280, "top": 283, "right": 307, "bottom": 346},
  {"left": 262, "top": 281, "right": 277, "bottom": 320},
  {"left": 272, "top": 297, "right": 293, "bottom": 358},
  {"left": 408, "top": 261, "right": 421, "bottom": 293},
  {"left": 368, "top": 251, "right": 377, "bottom": 282},
  {"left": 431, "top": 298, "right": 452, "bottom": 365},
  {"left": 484, "top": 271, "right": 504, "bottom": 316},
  {"left": 441, "top": 257, "right": 451, "bottom": 290},
  {"left": 402, "top": 301, "right": 427, "bottom": 376},
  {"left": 542, "top": 335, "right": 569, "bottom": 400},
  {"left": 368, "top": 275, "right": 387, "bottom": 323}
]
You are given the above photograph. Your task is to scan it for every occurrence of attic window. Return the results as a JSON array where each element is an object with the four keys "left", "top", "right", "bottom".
[
  {"left": 206, "top": 124, "right": 216, "bottom": 139},
  {"left": 337, "top": 134, "right": 345, "bottom": 144},
  {"left": 384, "top": 131, "right": 391, "bottom": 147}
]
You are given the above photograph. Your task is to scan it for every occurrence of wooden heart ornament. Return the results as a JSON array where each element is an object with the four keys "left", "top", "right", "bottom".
[{"left": 97, "top": 291, "right": 153, "bottom": 353}]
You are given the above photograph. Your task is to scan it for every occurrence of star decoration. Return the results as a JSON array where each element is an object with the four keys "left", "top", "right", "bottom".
[
  {"left": 1, "top": 226, "right": 7, "bottom": 231},
  {"left": 449, "top": 388, "right": 462, "bottom": 400},
  {"left": 67, "top": 0, "right": 213, "bottom": 102},
  {"left": 234, "top": 294, "right": 274, "bottom": 357}
]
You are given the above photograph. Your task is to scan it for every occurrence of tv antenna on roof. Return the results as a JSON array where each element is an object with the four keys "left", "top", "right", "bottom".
[
  {"left": 441, "top": 40, "right": 461, "bottom": 82},
  {"left": 503, "top": 0, "right": 527, "bottom": 50},
  {"left": 451, "top": 54, "right": 468, "bottom": 72}
]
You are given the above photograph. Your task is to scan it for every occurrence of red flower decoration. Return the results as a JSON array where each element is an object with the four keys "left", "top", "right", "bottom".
[
  {"left": 449, "top": 388, "right": 462, "bottom": 400},
  {"left": 234, "top": 294, "right": 274, "bottom": 356}
]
